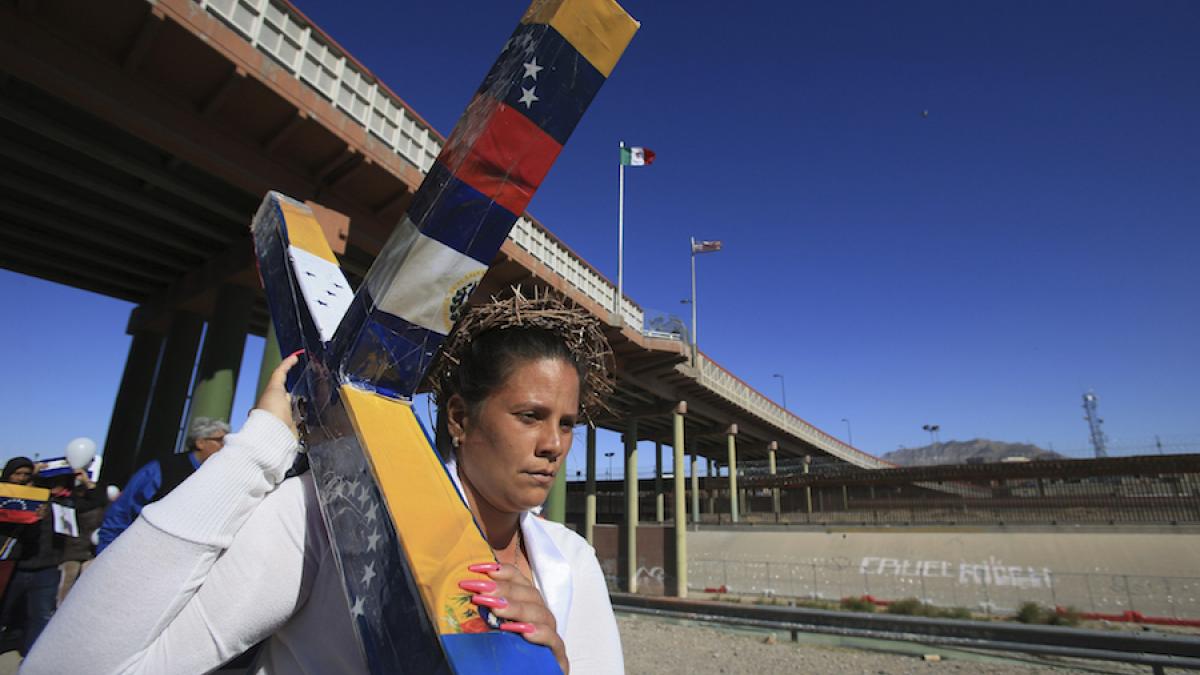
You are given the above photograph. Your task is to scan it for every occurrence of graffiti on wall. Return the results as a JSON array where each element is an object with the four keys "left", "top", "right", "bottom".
[{"left": 859, "top": 556, "right": 1054, "bottom": 588}]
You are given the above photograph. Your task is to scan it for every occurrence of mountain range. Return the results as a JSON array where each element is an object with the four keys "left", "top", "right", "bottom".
[{"left": 881, "top": 439, "right": 1065, "bottom": 466}]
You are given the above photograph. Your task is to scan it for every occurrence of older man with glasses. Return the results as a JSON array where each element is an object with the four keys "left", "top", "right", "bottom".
[{"left": 96, "top": 418, "right": 229, "bottom": 554}]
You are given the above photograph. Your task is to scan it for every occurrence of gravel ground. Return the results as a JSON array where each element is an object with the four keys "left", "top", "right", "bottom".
[{"left": 617, "top": 614, "right": 1149, "bottom": 675}]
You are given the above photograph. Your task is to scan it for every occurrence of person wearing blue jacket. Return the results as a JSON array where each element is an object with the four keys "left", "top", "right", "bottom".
[{"left": 95, "top": 418, "right": 228, "bottom": 554}]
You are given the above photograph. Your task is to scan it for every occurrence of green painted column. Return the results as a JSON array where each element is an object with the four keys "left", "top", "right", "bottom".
[
  {"left": 726, "top": 426, "right": 739, "bottom": 523},
  {"left": 186, "top": 284, "right": 254, "bottom": 426},
  {"left": 689, "top": 451, "right": 700, "bottom": 524},
  {"left": 137, "top": 311, "right": 203, "bottom": 465},
  {"left": 671, "top": 402, "right": 687, "bottom": 597},
  {"left": 99, "top": 329, "right": 164, "bottom": 486},
  {"left": 255, "top": 320, "right": 282, "bottom": 399},
  {"left": 768, "top": 441, "right": 780, "bottom": 517},
  {"left": 584, "top": 426, "right": 597, "bottom": 545},
  {"left": 624, "top": 418, "right": 639, "bottom": 593},
  {"left": 654, "top": 441, "right": 664, "bottom": 523},
  {"left": 545, "top": 464, "right": 567, "bottom": 523}
]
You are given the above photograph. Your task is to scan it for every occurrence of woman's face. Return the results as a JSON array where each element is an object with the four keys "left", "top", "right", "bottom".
[
  {"left": 7, "top": 466, "right": 32, "bottom": 485},
  {"left": 450, "top": 357, "right": 580, "bottom": 514}
]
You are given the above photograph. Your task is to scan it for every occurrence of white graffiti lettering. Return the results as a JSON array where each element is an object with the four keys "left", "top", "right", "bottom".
[{"left": 862, "top": 556, "right": 1053, "bottom": 588}]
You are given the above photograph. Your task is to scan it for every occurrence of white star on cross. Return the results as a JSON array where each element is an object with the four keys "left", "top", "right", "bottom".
[
  {"left": 361, "top": 562, "right": 376, "bottom": 586},
  {"left": 523, "top": 58, "right": 543, "bottom": 81},
  {"left": 367, "top": 530, "right": 381, "bottom": 552},
  {"left": 350, "top": 596, "right": 365, "bottom": 619},
  {"left": 518, "top": 86, "right": 539, "bottom": 109}
]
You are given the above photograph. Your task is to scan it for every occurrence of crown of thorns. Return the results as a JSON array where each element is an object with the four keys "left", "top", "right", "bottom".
[{"left": 429, "top": 287, "right": 615, "bottom": 419}]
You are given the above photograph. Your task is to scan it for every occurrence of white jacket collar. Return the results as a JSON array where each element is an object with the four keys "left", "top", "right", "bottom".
[{"left": 443, "top": 457, "right": 573, "bottom": 635}]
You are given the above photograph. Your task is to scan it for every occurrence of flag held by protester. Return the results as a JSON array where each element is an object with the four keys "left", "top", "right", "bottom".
[
  {"left": 0, "top": 483, "right": 49, "bottom": 525},
  {"left": 620, "top": 145, "right": 654, "bottom": 165}
]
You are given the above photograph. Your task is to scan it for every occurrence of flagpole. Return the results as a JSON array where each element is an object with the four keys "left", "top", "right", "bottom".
[
  {"left": 616, "top": 140, "right": 625, "bottom": 317},
  {"left": 690, "top": 237, "right": 697, "bottom": 367}
]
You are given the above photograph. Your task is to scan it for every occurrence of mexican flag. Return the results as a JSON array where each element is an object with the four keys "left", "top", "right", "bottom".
[{"left": 620, "top": 146, "right": 655, "bottom": 166}]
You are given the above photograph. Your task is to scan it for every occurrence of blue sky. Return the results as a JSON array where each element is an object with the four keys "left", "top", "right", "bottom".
[{"left": 2, "top": 1, "right": 1198, "bottom": 475}]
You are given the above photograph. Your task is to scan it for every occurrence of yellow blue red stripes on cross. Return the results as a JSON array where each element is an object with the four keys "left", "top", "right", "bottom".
[{"left": 336, "top": 0, "right": 637, "bottom": 402}]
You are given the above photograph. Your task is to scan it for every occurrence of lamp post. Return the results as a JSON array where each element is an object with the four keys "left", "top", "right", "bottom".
[
  {"left": 604, "top": 451, "right": 615, "bottom": 481},
  {"left": 841, "top": 418, "right": 853, "bottom": 447},
  {"left": 772, "top": 373, "right": 787, "bottom": 409},
  {"left": 689, "top": 237, "right": 722, "bottom": 366},
  {"left": 921, "top": 424, "right": 940, "bottom": 454}
]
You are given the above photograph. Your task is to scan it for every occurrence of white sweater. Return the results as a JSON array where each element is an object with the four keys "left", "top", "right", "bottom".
[{"left": 23, "top": 411, "right": 623, "bottom": 674}]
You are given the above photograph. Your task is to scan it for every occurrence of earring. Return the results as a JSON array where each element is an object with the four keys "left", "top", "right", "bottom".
[{"left": 452, "top": 436, "right": 461, "bottom": 449}]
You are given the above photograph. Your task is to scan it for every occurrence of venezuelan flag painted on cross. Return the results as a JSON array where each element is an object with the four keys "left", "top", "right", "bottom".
[
  {"left": 334, "top": 0, "right": 638, "bottom": 400},
  {"left": 250, "top": 1, "right": 637, "bottom": 673}
]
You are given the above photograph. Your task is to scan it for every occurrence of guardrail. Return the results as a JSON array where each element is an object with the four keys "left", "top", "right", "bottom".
[
  {"left": 611, "top": 593, "right": 1200, "bottom": 671},
  {"left": 695, "top": 354, "right": 889, "bottom": 469}
]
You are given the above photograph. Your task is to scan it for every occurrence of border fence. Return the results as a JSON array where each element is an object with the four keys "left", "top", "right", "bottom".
[{"left": 572, "top": 454, "right": 1200, "bottom": 528}]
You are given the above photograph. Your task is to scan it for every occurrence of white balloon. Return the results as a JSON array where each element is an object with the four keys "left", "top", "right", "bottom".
[
  {"left": 65, "top": 437, "right": 97, "bottom": 470},
  {"left": 106, "top": 485, "right": 121, "bottom": 502}
]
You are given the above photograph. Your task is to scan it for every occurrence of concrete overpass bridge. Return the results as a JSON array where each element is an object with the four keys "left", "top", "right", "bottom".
[{"left": 0, "top": 0, "right": 887, "bottom": 592}]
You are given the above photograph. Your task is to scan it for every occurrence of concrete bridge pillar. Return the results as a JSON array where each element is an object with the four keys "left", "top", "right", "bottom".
[
  {"left": 707, "top": 460, "right": 717, "bottom": 514},
  {"left": 768, "top": 441, "right": 780, "bottom": 517},
  {"left": 804, "top": 455, "right": 813, "bottom": 514},
  {"left": 99, "top": 328, "right": 164, "bottom": 486},
  {"left": 726, "top": 425, "right": 739, "bottom": 523},
  {"left": 137, "top": 311, "right": 203, "bottom": 467},
  {"left": 186, "top": 284, "right": 254, "bottom": 427},
  {"left": 255, "top": 321, "right": 282, "bottom": 399},
  {"left": 584, "top": 425, "right": 597, "bottom": 546},
  {"left": 671, "top": 401, "right": 687, "bottom": 597},
  {"left": 654, "top": 441, "right": 664, "bottom": 523},
  {"left": 689, "top": 450, "right": 700, "bottom": 524},
  {"left": 624, "top": 419, "right": 638, "bottom": 593}
]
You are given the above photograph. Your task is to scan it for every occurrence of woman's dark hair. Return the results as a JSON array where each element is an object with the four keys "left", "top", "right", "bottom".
[
  {"left": 434, "top": 327, "right": 586, "bottom": 453},
  {"left": 2, "top": 456, "right": 34, "bottom": 482}
]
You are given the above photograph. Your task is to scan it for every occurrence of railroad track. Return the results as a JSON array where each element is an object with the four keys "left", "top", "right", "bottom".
[{"left": 610, "top": 594, "right": 1200, "bottom": 672}]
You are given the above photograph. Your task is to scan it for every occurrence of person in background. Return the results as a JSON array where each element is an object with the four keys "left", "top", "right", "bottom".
[
  {"left": 56, "top": 469, "right": 107, "bottom": 605},
  {"left": 0, "top": 459, "right": 58, "bottom": 656},
  {"left": 95, "top": 418, "right": 229, "bottom": 554}
]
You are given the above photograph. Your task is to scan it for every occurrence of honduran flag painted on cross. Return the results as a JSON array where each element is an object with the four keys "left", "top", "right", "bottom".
[
  {"left": 330, "top": 0, "right": 639, "bottom": 400},
  {"left": 0, "top": 483, "right": 49, "bottom": 525}
]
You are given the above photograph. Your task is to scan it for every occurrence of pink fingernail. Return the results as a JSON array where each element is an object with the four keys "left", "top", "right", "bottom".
[
  {"left": 468, "top": 563, "right": 502, "bottom": 573},
  {"left": 458, "top": 579, "right": 497, "bottom": 593},
  {"left": 288, "top": 349, "right": 305, "bottom": 358},
  {"left": 499, "top": 622, "right": 535, "bottom": 634},
  {"left": 471, "top": 594, "right": 508, "bottom": 609}
]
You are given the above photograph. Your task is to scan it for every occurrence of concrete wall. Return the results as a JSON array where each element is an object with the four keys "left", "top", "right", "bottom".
[{"left": 687, "top": 528, "right": 1200, "bottom": 618}]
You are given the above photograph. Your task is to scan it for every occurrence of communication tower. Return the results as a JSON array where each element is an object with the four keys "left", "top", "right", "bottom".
[{"left": 1082, "top": 391, "right": 1108, "bottom": 458}]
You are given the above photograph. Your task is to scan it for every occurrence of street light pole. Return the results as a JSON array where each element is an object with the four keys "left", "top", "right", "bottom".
[
  {"left": 922, "top": 424, "right": 940, "bottom": 455},
  {"left": 615, "top": 141, "right": 625, "bottom": 316},
  {"left": 689, "top": 237, "right": 698, "bottom": 366},
  {"left": 604, "top": 451, "right": 615, "bottom": 481},
  {"left": 772, "top": 373, "right": 787, "bottom": 409},
  {"left": 841, "top": 418, "right": 853, "bottom": 447}
]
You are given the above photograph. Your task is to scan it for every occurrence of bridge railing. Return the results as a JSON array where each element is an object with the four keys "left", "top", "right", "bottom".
[
  {"left": 695, "top": 353, "right": 888, "bottom": 468},
  {"left": 197, "top": 0, "right": 442, "bottom": 174},
  {"left": 508, "top": 218, "right": 644, "bottom": 332},
  {"left": 197, "top": 0, "right": 653, "bottom": 333}
]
